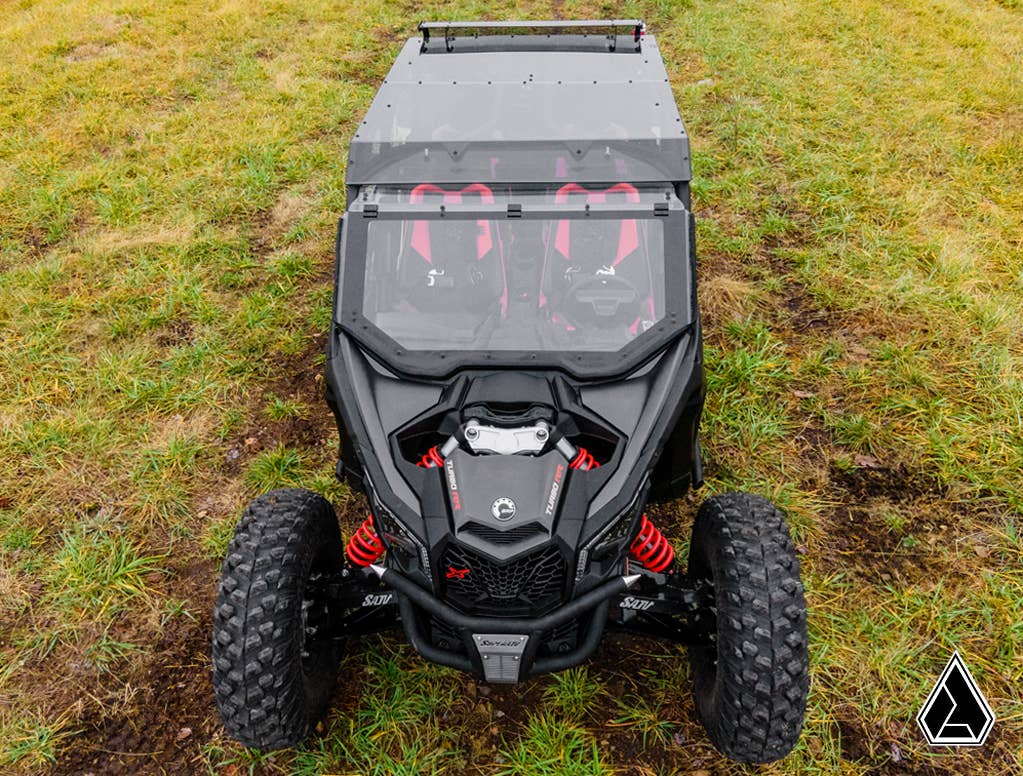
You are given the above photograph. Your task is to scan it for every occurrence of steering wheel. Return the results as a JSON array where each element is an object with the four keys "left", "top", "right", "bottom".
[{"left": 560, "top": 273, "right": 642, "bottom": 329}]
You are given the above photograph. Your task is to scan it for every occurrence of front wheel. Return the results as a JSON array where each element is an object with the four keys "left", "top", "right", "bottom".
[
  {"left": 688, "top": 492, "right": 809, "bottom": 763},
  {"left": 212, "top": 489, "right": 345, "bottom": 750}
]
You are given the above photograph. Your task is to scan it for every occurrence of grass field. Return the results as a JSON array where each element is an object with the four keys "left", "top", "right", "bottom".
[{"left": 1, "top": 0, "right": 1022, "bottom": 773}]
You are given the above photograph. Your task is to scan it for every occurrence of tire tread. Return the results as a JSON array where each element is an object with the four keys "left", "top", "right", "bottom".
[
  {"left": 689, "top": 492, "right": 809, "bottom": 763},
  {"left": 212, "top": 488, "right": 341, "bottom": 750}
]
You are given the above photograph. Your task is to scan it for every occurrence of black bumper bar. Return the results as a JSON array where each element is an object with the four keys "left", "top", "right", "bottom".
[{"left": 372, "top": 564, "right": 639, "bottom": 679}]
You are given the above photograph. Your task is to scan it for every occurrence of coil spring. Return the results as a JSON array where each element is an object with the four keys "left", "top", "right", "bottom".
[
  {"left": 416, "top": 446, "right": 444, "bottom": 468},
  {"left": 569, "top": 447, "right": 599, "bottom": 470},
  {"left": 346, "top": 515, "right": 385, "bottom": 566},
  {"left": 629, "top": 514, "right": 675, "bottom": 573}
]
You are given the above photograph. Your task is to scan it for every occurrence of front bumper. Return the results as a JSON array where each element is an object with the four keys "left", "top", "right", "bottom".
[{"left": 371, "top": 564, "right": 639, "bottom": 683}]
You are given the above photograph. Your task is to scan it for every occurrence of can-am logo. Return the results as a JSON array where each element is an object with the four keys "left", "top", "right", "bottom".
[{"left": 491, "top": 497, "right": 516, "bottom": 521}]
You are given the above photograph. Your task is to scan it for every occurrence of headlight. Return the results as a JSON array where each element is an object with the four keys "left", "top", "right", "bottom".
[
  {"left": 575, "top": 485, "right": 645, "bottom": 580},
  {"left": 371, "top": 500, "right": 431, "bottom": 579}
]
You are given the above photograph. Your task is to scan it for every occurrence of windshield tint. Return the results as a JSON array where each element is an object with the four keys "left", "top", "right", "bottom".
[{"left": 361, "top": 213, "right": 666, "bottom": 352}]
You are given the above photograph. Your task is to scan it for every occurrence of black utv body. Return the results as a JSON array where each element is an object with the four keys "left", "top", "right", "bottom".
[{"left": 212, "top": 21, "right": 809, "bottom": 764}]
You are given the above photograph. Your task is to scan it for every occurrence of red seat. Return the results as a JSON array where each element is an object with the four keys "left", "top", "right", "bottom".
[
  {"left": 542, "top": 183, "right": 655, "bottom": 332},
  {"left": 552, "top": 182, "right": 640, "bottom": 266},
  {"left": 409, "top": 183, "right": 495, "bottom": 263},
  {"left": 399, "top": 184, "right": 506, "bottom": 314}
]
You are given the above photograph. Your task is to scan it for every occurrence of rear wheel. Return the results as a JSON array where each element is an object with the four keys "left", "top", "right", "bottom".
[
  {"left": 688, "top": 492, "right": 809, "bottom": 763},
  {"left": 212, "top": 488, "right": 344, "bottom": 750}
]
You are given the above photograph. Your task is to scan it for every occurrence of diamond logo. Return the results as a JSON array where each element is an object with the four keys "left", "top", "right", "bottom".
[{"left": 917, "top": 652, "right": 994, "bottom": 746}]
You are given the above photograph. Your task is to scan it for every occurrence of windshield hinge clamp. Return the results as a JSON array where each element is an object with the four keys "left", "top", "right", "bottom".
[
  {"left": 363, "top": 204, "right": 378, "bottom": 218},
  {"left": 506, "top": 203, "right": 522, "bottom": 218},
  {"left": 654, "top": 202, "right": 669, "bottom": 217}
]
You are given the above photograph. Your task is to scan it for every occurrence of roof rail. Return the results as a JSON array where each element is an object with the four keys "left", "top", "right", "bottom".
[{"left": 418, "top": 19, "right": 645, "bottom": 53}]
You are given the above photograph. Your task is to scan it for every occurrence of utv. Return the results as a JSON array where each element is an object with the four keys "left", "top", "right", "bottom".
[{"left": 212, "top": 20, "right": 809, "bottom": 764}]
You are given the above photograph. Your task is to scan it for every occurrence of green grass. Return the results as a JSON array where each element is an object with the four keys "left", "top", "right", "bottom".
[
  {"left": 1, "top": 710, "right": 78, "bottom": 770},
  {"left": 611, "top": 694, "right": 678, "bottom": 748},
  {"left": 45, "top": 527, "right": 165, "bottom": 615},
  {"left": 244, "top": 445, "right": 310, "bottom": 492},
  {"left": 289, "top": 644, "right": 466, "bottom": 776},
  {"left": 263, "top": 394, "right": 306, "bottom": 421},
  {"left": 497, "top": 716, "right": 609, "bottom": 776},
  {"left": 2, "top": 0, "right": 1022, "bottom": 772},
  {"left": 542, "top": 667, "right": 607, "bottom": 721}
]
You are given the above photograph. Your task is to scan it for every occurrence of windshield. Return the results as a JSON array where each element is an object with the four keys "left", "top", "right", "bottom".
[{"left": 358, "top": 187, "right": 669, "bottom": 353}]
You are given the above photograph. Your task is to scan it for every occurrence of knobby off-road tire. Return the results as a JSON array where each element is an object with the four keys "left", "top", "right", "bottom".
[
  {"left": 212, "top": 489, "right": 345, "bottom": 750},
  {"left": 688, "top": 492, "right": 809, "bottom": 763}
]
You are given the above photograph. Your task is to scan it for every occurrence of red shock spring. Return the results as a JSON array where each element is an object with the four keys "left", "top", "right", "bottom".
[
  {"left": 345, "top": 515, "right": 385, "bottom": 566},
  {"left": 416, "top": 445, "right": 444, "bottom": 468},
  {"left": 569, "top": 447, "right": 600, "bottom": 470},
  {"left": 629, "top": 514, "right": 675, "bottom": 572}
]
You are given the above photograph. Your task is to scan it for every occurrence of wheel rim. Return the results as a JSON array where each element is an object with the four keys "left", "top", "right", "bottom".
[
  {"left": 300, "top": 555, "right": 336, "bottom": 676},
  {"left": 688, "top": 533, "right": 720, "bottom": 700}
]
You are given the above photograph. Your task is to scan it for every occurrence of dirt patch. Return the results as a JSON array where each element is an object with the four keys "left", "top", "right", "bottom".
[
  {"left": 834, "top": 715, "right": 1023, "bottom": 775},
  {"left": 65, "top": 43, "right": 117, "bottom": 62},
  {"left": 781, "top": 280, "right": 834, "bottom": 333},
  {"left": 222, "top": 331, "right": 334, "bottom": 473},
  {"left": 21, "top": 226, "right": 55, "bottom": 258},
  {"left": 820, "top": 462, "right": 952, "bottom": 583},
  {"left": 370, "top": 25, "right": 397, "bottom": 45},
  {"left": 817, "top": 459, "right": 1013, "bottom": 588},
  {"left": 247, "top": 207, "right": 277, "bottom": 262},
  {"left": 832, "top": 462, "right": 948, "bottom": 504},
  {"left": 54, "top": 561, "right": 218, "bottom": 776},
  {"left": 155, "top": 318, "right": 194, "bottom": 347},
  {"left": 330, "top": 53, "right": 387, "bottom": 87},
  {"left": 793, "top": 419, "right": 836, "bottom": 469},
  {"left": 836, "top": 718, "right": 876, "bottom": 762},
  {"left": 834, "top": 718, "right": 956, "bottom": 774},
  {"left": 696, "top": 228, "right": 840, "bottom": 342}
]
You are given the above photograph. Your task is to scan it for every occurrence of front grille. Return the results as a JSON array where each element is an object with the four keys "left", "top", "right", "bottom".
[
  {"left": 461, "top": 521, "right": 547, "bottom": 545},
  {"left": 430, "top": 615, "right": 465, "bottom": 653},
  {"left": 424, "top": 612, "right": 578, "bottom": 658},
  {"left": 424, "top": 607, "right": 586, "bottom": 659},
  {"left": 442, "top": 543, "right": 567, "bottom": 616},
  {"left": 541, "top": 616, "right": 580, "bottom": 656}
]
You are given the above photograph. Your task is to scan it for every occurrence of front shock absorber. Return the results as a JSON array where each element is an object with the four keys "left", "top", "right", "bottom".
[
  {"left": 416, "top": 446, "right": 445, "bottom": 468},
  {"left": 345, "top": 515, "right": 385, "bottom": 566},
  {"left": 569, "top": 447, "right": 599, "bottom": 470},
  {"left": 416, "top": 435, "right": 459, "bottom": 468},
  {"left": 556, "top": 437, "right": 600, "bottom": 470},
  {"left": 629, "top": 514, "right": 675, "bottom": 572}
]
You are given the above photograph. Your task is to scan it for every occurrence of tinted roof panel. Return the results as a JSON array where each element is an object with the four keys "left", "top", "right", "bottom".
[{"left": 347, "top": 35, "right": 691, "bottom": 185}]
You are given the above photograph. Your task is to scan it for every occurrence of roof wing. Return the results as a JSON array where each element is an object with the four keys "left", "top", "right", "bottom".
[{"left": 418, "top": 19, "right": 645, "bottom": 53}]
